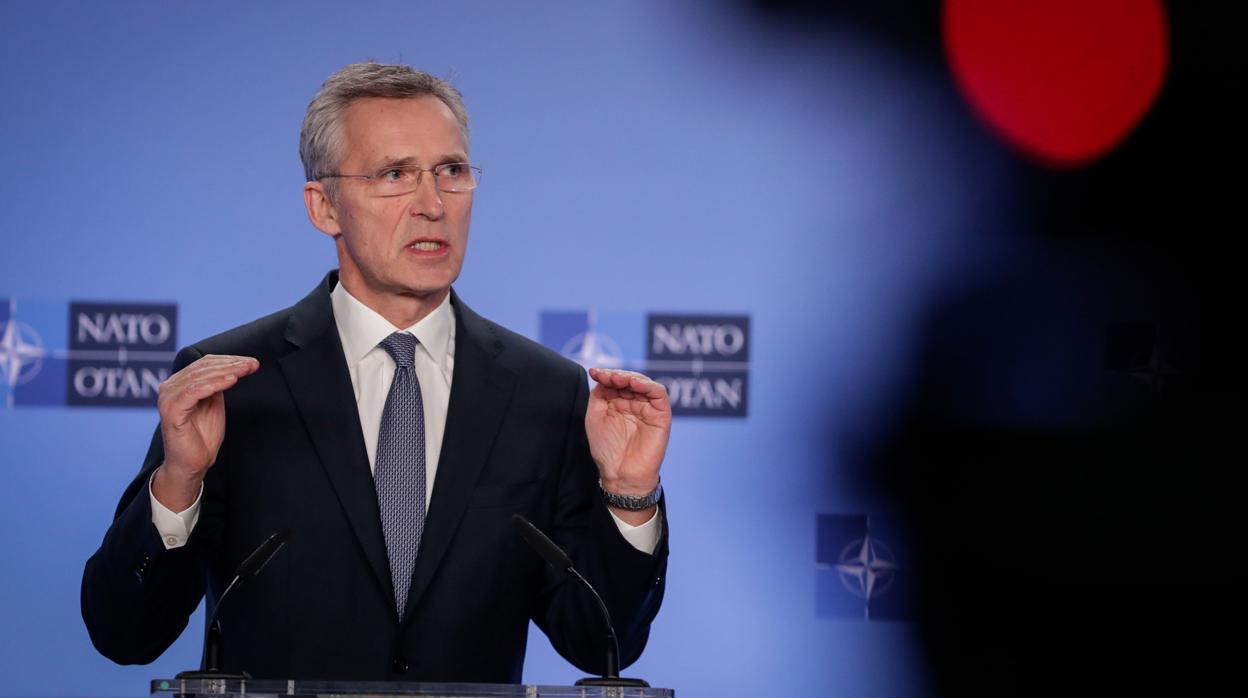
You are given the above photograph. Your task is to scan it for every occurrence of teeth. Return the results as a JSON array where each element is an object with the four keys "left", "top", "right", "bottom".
[{"left": 409, "top": 241, "right": 441, "bottom": 251}]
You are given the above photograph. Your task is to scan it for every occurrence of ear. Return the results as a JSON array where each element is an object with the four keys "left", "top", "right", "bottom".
[{"left": 303, "top": 181, "right": 342, "bottom": 237}]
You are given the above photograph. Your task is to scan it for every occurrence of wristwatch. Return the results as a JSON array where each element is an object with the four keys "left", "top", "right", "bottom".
[{"left": 598, "top": 478, "right": 662, "bottom": 511}]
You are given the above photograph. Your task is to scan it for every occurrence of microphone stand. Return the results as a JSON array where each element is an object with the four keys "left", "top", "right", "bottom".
[
  {"left": 176, "top": 575, "right": 248, "bottom": 680},
  {"left": 176, "top": 528, "right": 291, "bottom": 680},
  {"left": 512, "top": 515, "right": 651, "bottom": 688},
  {"left": 570, "top": 563, "right": 649, "bottom": 688}
]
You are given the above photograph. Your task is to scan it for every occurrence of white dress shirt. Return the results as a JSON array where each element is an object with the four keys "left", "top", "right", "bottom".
[{"left": 151, "top": 283, "right": 659, "bottom": 553}]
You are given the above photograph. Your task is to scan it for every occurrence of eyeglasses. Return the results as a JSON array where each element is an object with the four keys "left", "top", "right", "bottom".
[{"left": 317, "top": 162, "right": 482, "bottom": 195}]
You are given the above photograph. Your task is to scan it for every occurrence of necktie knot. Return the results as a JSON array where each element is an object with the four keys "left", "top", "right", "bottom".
[{"left": 379, "top": 332, "right": 418, "bottom": 368}]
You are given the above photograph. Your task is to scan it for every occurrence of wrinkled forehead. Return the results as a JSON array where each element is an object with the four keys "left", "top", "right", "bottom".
[{"left": 337, "top": 96, "right": 469, "bottom": 167}]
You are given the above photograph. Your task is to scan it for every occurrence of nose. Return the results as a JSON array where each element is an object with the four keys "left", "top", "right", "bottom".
[{"left": 409, "top": 170, "right": 444, "bottom": 220}]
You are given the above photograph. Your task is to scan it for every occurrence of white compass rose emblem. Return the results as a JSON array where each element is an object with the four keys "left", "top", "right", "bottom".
[
  {"left": 560, "top": 328, "right": 624, "bottom": 369},
  {"left": 0, "top": 318, "right": 48, "bottom": 389},
  {"left": 835, "top": 532, "right": 900, "bottom": 601}
]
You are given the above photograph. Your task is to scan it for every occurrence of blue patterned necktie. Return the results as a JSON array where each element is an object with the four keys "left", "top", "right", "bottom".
[{"left": 375, "top": 331, "right": 427, "bottom": 619}]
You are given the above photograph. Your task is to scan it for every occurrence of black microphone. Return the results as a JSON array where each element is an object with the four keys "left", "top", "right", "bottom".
[
  {"left": 513, "top": 514, "right": 574, "bottom": 571},
  {"left": 177, "top": 528, "right": 292, "bottom": 680},
  {"left": 511, "top": 515, "right": 649, "bottom": 688},
  {"left": 234, "top": 528, "right": 291, "bottom": 580}
]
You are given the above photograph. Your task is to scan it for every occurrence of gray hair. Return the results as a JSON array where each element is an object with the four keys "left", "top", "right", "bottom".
[{"left": 299, "top": 61, "right": 470, "bottom": 184}]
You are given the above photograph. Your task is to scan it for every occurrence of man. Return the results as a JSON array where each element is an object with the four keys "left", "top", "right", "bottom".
[{"left": 81, "top": 62, "right": 670, "bottom": 682}]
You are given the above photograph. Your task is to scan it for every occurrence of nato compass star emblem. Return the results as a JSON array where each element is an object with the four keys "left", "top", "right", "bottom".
[
  {"left": 559, "top": 311, "right": 624, "bottom": 370},
  {"left": 816, "top": 514, "right": 912, "bottom": 620},
  {"left": 836, "top": 532, "right": 900, "bottom": 604},
  {"left": 0, "top": 316, "right": 47, "bottom": 392}
]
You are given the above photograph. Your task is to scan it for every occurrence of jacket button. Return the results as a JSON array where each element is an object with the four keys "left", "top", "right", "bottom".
[{"left": 392, "top": 656, "right": 409, "bottom": 674}]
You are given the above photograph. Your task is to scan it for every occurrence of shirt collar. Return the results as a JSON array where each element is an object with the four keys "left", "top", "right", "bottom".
[{"left": 330, "top": 281, "right": 454, "bottom": 368}]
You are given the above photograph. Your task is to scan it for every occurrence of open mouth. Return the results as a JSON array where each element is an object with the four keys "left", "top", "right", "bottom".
[{"left": 406, "top": 240, "right": 446, "bottom": 252}]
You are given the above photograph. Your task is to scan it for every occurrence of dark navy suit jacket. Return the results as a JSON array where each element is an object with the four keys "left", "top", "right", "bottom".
[{"left": 81, "top": 271, "right": 667, "bottom": 681}]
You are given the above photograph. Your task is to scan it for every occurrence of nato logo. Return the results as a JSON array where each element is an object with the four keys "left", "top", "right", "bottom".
[
  {"left": 0, "top": 298, "right": 177, "bottom": 408},
  {"left": 540, "top": 311, "right": 750, "bottom": 417},
  {"left": 816, "top": 514, "right": 913, "bottom": 621}
]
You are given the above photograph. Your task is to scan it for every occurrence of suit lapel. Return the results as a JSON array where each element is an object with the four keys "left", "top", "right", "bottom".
[
  {"left": 278, "top": 274, "right": 396, "bottom": 611},
  {"left": 403, "top": 292, "right": 516, "bottom": 622}
]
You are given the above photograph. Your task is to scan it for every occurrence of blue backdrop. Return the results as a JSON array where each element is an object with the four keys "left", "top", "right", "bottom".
[{"left": 0, "top": 2, "right": 1015, "bottom": 695}]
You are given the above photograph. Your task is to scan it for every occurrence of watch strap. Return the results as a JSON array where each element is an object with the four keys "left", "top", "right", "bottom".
[{"left": 598, "top": 479, "right": 662, "bottom": 511}]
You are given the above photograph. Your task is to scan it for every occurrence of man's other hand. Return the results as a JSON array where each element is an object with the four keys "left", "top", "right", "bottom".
[
  {"left": 585, "top": 368, "right": 671, "bottom": 524},
  {"left": 152, "top": 354, "right": 260, "bottom": 511}
]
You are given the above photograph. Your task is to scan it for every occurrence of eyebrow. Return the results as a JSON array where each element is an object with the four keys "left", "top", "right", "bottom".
[{"left": 375, "top": 153, "right": 470, "bottom": 170}]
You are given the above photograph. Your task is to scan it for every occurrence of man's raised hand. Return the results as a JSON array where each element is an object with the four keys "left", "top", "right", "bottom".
[
  {"left": 152, "top": 354, "right": 259, "bottom": 511},
  {"left": 585, "top": 368, "right": 672, "bottom": 524}
]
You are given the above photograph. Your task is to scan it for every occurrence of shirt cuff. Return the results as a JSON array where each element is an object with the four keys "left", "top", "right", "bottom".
[
  {"left": 148, "top": 472, "right": 203, "bottom": 550},
  {"left": 608, "top": 507, "right": 662, "bottom": 555}
]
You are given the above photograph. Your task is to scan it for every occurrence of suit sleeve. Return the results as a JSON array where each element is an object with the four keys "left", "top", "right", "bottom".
[
  {"left": 532, "top": 364, "right": 669, "bottom": 674},
  {"left": 80, "top": 346, "right": 219, "bottom": 665}
]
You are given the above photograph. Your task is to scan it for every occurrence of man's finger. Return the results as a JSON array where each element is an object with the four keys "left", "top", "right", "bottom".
[
  {"left": 180, "top": 355, "right": 260, "bottom": 380},
  {"left": 161, "top": 363, "right": 256, "bottom": 400},
  {"left": 175, "top": 359, "right": 259, "bottom": 385},
  {"left": 590, "top": 368, "right": 667, "bottom": 401},
  {"left": 168, "top": 372, "right": 242, "bottom": 408},
  {"left": 159, "top": 367, "right": 253, "bottom": 420},
  {"left": 593, "top": 386, "right": 623, "bottom": 401},
  {"left": 589, "top": 367, "right": 652, "bottom": 387},
  {"left": 627, "top": 375, "right": 668, "bottom": 401},
  {"left": 199, "top": 353, "right": 259, "bottom": 365}
]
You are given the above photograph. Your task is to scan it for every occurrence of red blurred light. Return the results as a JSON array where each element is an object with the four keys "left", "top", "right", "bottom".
[{"left": 944, "top": 0, "right": 1168, "bottom": 168}]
